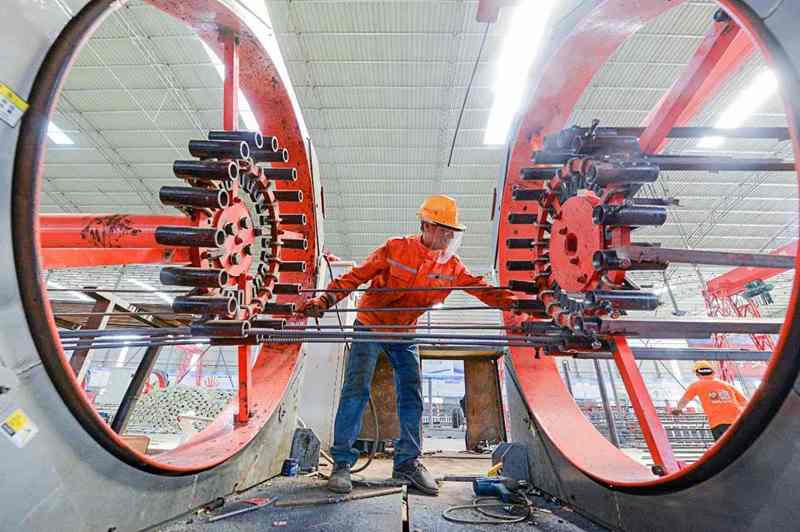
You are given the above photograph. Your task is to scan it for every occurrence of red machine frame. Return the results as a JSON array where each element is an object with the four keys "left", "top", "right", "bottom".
[
  {"left": 494, "top": 0, "right": 800, "bottom": 490},
  {"left": 14, "top": 0, "right": 319, "bottom": 474}
]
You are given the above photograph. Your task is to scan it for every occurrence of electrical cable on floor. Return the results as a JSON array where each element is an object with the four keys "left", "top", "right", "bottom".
[
  {"left": 322, "top": 254, "right": 379, "bottom": 474},
  {"left": 442, "top": 494, "right": 533, "bottom": 525}
]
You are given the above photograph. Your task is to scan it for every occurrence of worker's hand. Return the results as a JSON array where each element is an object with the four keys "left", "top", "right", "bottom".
[
  {"left": 671, "top": 408, "right": 681, "bottom": 416},
  {"left": 298, "top": 296, "right": 330, "bottom": 318}
]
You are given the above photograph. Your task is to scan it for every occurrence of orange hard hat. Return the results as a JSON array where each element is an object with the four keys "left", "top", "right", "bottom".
[{"left": 418, "top": 195, "right": 466, "bottom": 231}]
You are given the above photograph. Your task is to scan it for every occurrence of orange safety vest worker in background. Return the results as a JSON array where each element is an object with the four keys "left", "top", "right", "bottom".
[
  {"left": 672, "top": 360, "right": 748, "bottom": 441},
  {"left": 298, "top": 194, "right": 524, "bottom": 497}
]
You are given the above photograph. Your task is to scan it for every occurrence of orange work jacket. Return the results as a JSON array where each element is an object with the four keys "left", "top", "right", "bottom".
[
  {"left": 677, "top": 376, "right": 748, "bottom": 428},
  {"left": 324, "top": 235, "right": 516, "bottom": 329}
]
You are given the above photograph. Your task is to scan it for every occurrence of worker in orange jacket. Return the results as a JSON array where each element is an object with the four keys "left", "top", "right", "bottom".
[
  {"left": 672, "top": 360, "right": 748, "bottom": 441},
  {"left": 299, "top": 195, "right": 521, "bottom": 495}
]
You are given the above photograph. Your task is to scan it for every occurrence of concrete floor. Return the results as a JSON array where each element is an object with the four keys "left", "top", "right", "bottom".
[{"left": 158, "top": 455, "right": 606, "bottom": 532}]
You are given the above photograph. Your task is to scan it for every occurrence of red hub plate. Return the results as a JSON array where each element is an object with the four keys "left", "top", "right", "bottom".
[{"left": 549, "top": 194, "right": 602, "bottom": 291}]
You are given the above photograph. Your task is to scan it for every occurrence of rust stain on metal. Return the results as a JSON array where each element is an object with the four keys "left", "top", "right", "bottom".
[{"left": 80, "top": 215, "right": 142, "bottom": 248}]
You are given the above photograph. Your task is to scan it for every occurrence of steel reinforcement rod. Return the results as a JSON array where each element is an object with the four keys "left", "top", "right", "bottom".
[
  {"left": 300, "top": 285, "right": 513, "bottom": 293},
  {"left": 562, "top": 347, "right": 773, "bottom": 362},
  {"left": 597, "top": 245, "right": 796, "bottom": 271},
  {"left": 250, "top": 329, "right": 564, "bottom": 344},
  {"left": 52, "top": 305, "right": 523, "bottom": 318},
  {"left": 57, "top": 337, "right": 537, "bottom": 351},
  {"left": 593, "top": 317, "right": 783, "bottom": 338}
]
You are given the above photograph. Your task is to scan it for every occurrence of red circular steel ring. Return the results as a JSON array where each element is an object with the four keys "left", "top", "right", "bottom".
[
  {"left": 498, "top": 0, "right": 800, "bottom": 492},
  {"left": 13, "top": 0, "right": 318, "bottom": 474}
]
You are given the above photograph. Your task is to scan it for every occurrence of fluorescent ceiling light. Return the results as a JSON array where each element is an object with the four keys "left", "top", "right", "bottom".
[
  {"left": 201, "top": 41, "right": 260, "bottom": 130},
  {"left": 698, "top": 70, "right": 778, "bottom": 149},
  {"left": 47, "top": 122, "right": 74, "bottom": 145},
  {"left": 115, "top": 345, "right": 129, "bottom": 368},
  {"left": 127, "top": 278, "right": 174, "bottom": 304},
  {"left": 484, "top": 0, "right": 559, "bottom": 145},
  {"left": 47, "top": 280, "right": 93, "bottom": 302}
]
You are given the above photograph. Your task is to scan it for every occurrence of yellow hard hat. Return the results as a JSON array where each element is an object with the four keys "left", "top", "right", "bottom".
[
  {"left": 694, "top": 360, "right": 714, "bottom": 375},
  {"left": 418, "top": 195, "right": 466, "bottom": 231}
]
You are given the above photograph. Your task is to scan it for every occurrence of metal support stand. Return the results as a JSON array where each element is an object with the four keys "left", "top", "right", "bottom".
[{"left": 594, "top": 359, "right": 620, "bottom": 448}]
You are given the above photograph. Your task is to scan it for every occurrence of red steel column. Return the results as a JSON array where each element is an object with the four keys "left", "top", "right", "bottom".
[
  {"left": 235, "top": 274, "right": 251, "bottom": 424},
  {"left": 639, "top": 17, "right": 750, "bottom": 152},
  {"left": 222, "top": 31, "right": 239, "bottom": 132},
  {"left": 612, "top": 336, "right": 678, "bottom": 474}
]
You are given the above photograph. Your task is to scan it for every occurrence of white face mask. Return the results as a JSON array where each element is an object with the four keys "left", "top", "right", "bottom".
[{"left": 435, "top": 230, "right": 463, "bottom": 264}]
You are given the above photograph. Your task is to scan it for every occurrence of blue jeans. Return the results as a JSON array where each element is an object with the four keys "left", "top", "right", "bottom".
[{"left": 330, "top": 327, "right": 422, "bottom": 468}]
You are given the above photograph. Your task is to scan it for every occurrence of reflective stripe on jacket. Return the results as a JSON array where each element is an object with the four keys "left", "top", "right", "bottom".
[{"left": 325, "top": 235, "right": 515, "bottom": 329}]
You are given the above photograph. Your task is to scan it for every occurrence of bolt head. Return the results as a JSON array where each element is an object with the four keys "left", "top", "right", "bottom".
[
  {"left": 223, "top": 222, "right": 235, "bottom": 235},
  {"left": 569, "top": 257, "right": 579, "bottom": 265},
  {"left": 229, "top": 253, "right": 240, "bottom": 265},
  {"left": 239, "top": 217, "right": 251, "bottom": 230}
]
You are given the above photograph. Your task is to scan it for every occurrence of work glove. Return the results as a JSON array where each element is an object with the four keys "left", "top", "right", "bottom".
[{"left": 298, "top": 295, "right": 334, "bottom": 318}]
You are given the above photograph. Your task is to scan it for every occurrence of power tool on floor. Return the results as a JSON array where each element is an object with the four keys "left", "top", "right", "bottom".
[{"left": 472, "top": 476, "right": 529, "bottom": 504}]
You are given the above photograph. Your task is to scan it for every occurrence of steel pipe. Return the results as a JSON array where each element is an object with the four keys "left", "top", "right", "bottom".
[
  {"left": 274, "top": 190, "right": 303, "bottom": 202},
  {"left": 511, "top": 187, "right": 547, "bottom": 201},
  {"left": 508, "top": 212, "right": 537, "bottom": 224},
  {"left": 172, "top": 296, "right": 238, "bottom": 315},
  {"left": 188, "top": 139, "right": 249, "bottom": 160},
  {"left": 160, "top": 266, "right": 229, "bottom": 288},
  {"left": 260, "top": 302, "right": 295, "bottom": 315},
  {"left": 207, "top": 129, "right": 264, "bottom": 149},
  {"left": 260, "top": 167, "right": 297, "bottom": 181},
  {"left": 586, "top": 161, "right": 660, "bottom": 186},
  {"left": 173, "top": 160, "right": 239, "bottom": 182},
  {"left": 155, "top": 226, "right": 226, "bottom": 248},
  {"left": 191, "top": 320, "right": 250, "bottom": 338},
  {"left": 272, "top": 283, "right": 301, "bottom": 295},
  {"left": 159, "top": 186, "right": 229, "bottom": 210},
  {"left": 593, "top": 205, "right": 667, "bottom": 227},
  {"left": 520, "top": 167, "right": 559, "bottom": 180},
  {"left": 251, "top": 147, "right": 289, "bottom": 163},
  {"left": 276, "top": 260, "right": 306, "bottom": 272}
]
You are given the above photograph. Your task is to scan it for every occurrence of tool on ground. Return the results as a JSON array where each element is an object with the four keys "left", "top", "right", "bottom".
[
  {"left": 281, "top": 458, "right": 299, "bottom": 476},
  {"left": 273, "top": 487, "right": 403, "bottom": 508},
  {"left": 442, "top": 476, "right": 533, "bottom": 525},
  {"left": 207, "top": 497, "right": 274, "bottom": 523},
  {"left": 473, "top": 476, "right": 528, "bottom": 504}
]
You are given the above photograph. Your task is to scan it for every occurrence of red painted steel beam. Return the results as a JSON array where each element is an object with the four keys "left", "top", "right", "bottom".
[
  {"left": 612, "top": 336, "right": 679, "bottom": 474},
  {"left": 42, "top": 247, "right": 190, "bottom": 268},
  {"left": 706, "top": 241, "right": 798, "bottom": 297},
  {"left": 639, "top": 18, "right": 750, "bottom": 153},
  {"left": 222, "top": 31, "right": 239, "bottom": 132},
  {"left": 39, "top": 214, "right": 191, "bottom": 268},
  {"left": 39, "top": 214, "right": 191, "bottom": 249}
]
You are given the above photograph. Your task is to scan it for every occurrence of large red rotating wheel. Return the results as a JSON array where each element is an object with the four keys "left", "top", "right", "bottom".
[
  {"left": 14, "top": 0, "right": 319, "bottom": 474},
  {"left": 498, "top": 0, "right": 800, "bottom": 490}
]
